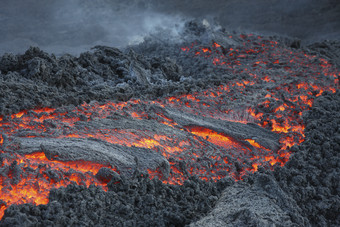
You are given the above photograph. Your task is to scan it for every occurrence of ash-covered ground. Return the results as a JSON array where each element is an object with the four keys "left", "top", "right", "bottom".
[{"left": 0, "top": 1, "right": 340, "bottom": 226}]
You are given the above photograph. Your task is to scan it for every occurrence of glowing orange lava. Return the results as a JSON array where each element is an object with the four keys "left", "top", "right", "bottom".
[
  {"left": 187, "top": 126, "right": 245, "bottom": 150},
  {"left": 0, "top": 33, "right": 339, "bottom": 219},
  {"left": 0, "top": 151, "right": 115, "bottom": 219}
]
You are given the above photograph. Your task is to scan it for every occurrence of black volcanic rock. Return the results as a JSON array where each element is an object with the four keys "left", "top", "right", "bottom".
[
  {"left": 10, "top": 137, "right": 170, "bottom": 178},
  {"left": 0, "top": 43, "right": 232, "bottom": 116},
  {"left": 191, "top": 173, "right": 304, "bottom": 226},
  {"left": 0, "top": 20, "right": 339, "bottom": 227},
  {"left": 1, "top": 91, "right": 339, "bottom": 226},
  {"left": 0, "top": 175, "right": 232, "bottom": 227},
  {"left": 274, "top": 91, "right": 340, "bottom": 226},
  {"left": 96, "top": 167, "right": 121, "bottom": 184},
  {"left": 308, "top": 40, "right": 340, "bottom": 67},
  {"left": 191, "top": 91, "right": 340, "bottom": 226}
]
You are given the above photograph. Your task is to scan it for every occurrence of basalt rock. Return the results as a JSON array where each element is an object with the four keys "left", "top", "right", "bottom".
[
  {"left": 0, "top": 175, "right": 232, "bottom": 227},
  {"left": 191, "top": 91, "right": 340, "bottom": 226},
  {"left": 0, "top": 20, "right": 339, "bottom": 227}
]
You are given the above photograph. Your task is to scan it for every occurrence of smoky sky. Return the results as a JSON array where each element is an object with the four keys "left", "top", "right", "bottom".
[
  {"left": 0, "top": 0, "right": 339, "bottom": 55},
  {"left": 0, "top": 0, "right": 186, "bottom": 55}
]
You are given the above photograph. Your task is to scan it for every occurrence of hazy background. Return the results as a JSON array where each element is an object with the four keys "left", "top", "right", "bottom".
[{"left": 0, "top": 0, "right": 339, "bottom": 55}]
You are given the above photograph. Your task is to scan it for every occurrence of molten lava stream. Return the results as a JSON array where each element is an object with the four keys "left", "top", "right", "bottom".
[
  {"left": 0, "top": 151, "right": 116, "bottom": 219},
  {"left": 187, "top": 126, "right": 246, "bottom": 150},
  {"left": 0, "top": 33, "right": 339, "bottom": 220}
]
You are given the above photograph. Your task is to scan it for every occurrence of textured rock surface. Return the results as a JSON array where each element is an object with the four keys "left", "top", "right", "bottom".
[
  {"left": 191, "top": 91, "right": 340, "bottom": 226},
  {"left": 273, "top": 91, "right": 340, "bottom": 226},
  {"left": 0, "top": 176, "right": 232, "bottom": 226},
  {"left": 191, "top": 175, "right": 301, "bottom": 227},
  {"left": 0, "top": 18, "right": 339, "bottom": 227},
  {"left": 1, "top": 89, "right": 339, "bottom": 227},
  {"left": 12, "top": 137, "right": 170, "bottom": 178}
]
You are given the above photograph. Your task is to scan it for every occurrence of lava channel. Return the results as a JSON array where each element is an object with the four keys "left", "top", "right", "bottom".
[{"left": 0, "top": 33, "right": 339, "bottom": 219}]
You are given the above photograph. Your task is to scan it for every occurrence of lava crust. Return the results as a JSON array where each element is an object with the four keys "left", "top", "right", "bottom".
[{"left": 0, "top": 21, "right": 339, "bottom": 226}]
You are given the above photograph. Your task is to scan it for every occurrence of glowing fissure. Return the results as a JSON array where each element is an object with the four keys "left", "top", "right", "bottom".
[
  {"left": 0, "top": 33, "right": 339, "bottom": 219},
  {"left": 187, "top": 126, "right": 248, "bottom": 151}
]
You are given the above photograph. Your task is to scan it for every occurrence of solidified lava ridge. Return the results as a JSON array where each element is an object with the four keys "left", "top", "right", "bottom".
[{"left": 0, "top": 33, "right": 339, "bottom": 219}]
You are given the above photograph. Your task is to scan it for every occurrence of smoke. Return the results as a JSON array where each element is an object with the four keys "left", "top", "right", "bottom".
[
  {"left": 150, "top": 0, "right": 340, "bottom": 43},
  {"left": 0, "top": 0, "right": 187, "bottom": 56},
  {"left": 0, "top": 0, "right": 339, "bottom": 55}
]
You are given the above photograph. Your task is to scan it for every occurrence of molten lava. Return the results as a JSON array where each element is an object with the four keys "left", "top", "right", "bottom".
[
  {"left": 0, "top": 33, "right": 339, "bottom": 219},
  {"left": 187, "top": 126, "right": 247, "bottom": 151}
]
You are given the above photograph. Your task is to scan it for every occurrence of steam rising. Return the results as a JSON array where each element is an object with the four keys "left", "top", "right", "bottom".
[
  {"left": 0, "top": 0, "right": 187, "bottom": 55},
  {"left": 0, "top": 0, "right": 339, "bottom": 55}
]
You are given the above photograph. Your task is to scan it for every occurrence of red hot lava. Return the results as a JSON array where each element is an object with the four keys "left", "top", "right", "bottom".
[{"left": 0, "top": 34, "right": 339, "bottom": 219}]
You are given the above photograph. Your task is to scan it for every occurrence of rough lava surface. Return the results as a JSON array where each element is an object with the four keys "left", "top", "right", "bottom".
[
  {"left": 0, "top": 21, "right": 339, "bottom": 226},
  {"left": 191, "top": 92, "right": 340, "bottom": 226}
]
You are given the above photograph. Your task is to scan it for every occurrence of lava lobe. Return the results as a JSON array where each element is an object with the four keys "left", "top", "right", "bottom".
[{"left": 0, "top": 25, "right": 339, "bottom": 223}]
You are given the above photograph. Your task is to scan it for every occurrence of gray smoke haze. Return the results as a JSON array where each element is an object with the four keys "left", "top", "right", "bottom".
[
  {"left": 0, "top": 0, "right": 339, "bottom": 55},
  {"left": 154, "top": 0, "right": 340, "bottom": 41},
  {"left": 0, "top": 0, "right": 187, "bottom": 55}
]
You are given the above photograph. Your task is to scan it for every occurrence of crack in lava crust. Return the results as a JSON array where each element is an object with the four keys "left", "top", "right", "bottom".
[{"left": 0, "top": 33, "right": 339, "bottom": 219}]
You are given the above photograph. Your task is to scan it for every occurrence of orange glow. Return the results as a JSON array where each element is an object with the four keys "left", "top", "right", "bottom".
[
  {"left": 181, "top": 47, "right": 189, "bottom": 52},
  {"left": 187, "top": 126, "right": 247, "bottom": 151},
  {"left": 245, "top": 139, "right": 268, "bottom": 150},
  {"left": 263, "top": 76, "right": 272, "bottom": 82},
  {"left": 0, "top": 152, "right": 116, "bottom": 219},
  {"left": 275, "top": 105, "right": 285, "bottom": 112},
  {"left": 33, "top": 107, "right": 56, "bottom": 114},
  {"left": 252, "top": 163, "right": 259, "bottom": 171},
  {"left": 213, "top": 42, "right": 221, "bottom": 48},
  {"left": 271, "top": 119, "right": 289, "bottom": 133},
  {"left": 133, "top": 138, "right": 160, "bottom": 149},
  {"left": 23, "top": 152, "right": 114, "bottom": 175},
  {"left": 0, "top": 34, "right": 339, "bottom": 220},
  {"left": 11, "top": 110, "right": 26, "bottom": 119},
  {"left": 131, "top": 112, "right": 143, "bottom": 119}
]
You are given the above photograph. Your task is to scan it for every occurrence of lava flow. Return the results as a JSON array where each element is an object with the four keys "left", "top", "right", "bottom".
[{"left": 0, "top": 34, "right": 339, "bottom": 219}]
